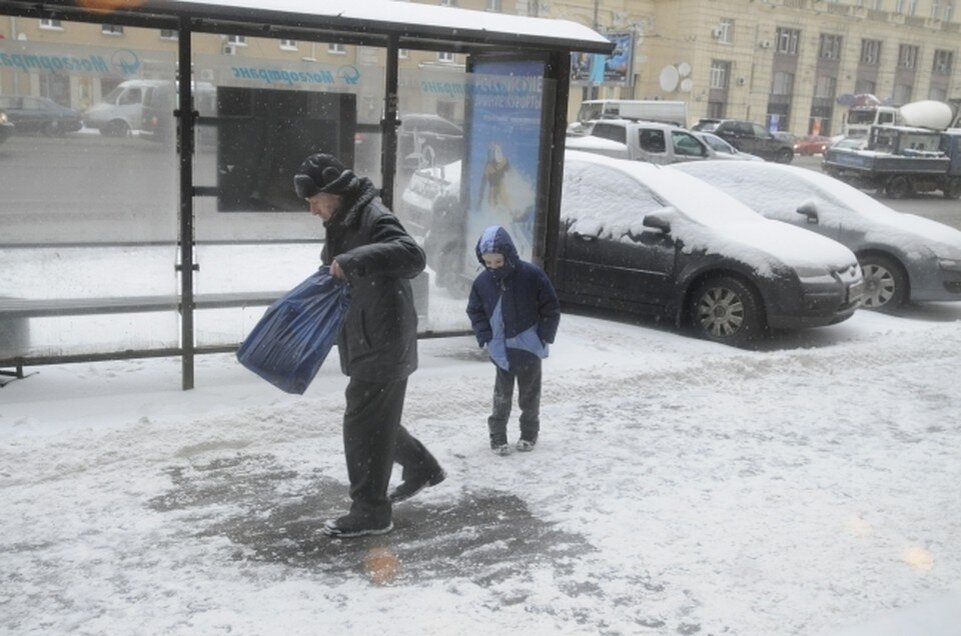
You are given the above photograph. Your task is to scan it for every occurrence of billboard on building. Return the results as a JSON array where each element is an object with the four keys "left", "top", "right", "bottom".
[{"left": 570, "top": 32, "right": 634, "bottom": 87}]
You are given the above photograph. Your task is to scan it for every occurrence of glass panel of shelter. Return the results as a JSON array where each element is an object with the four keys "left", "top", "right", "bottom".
[{"left": 0, "top": 20, "right": 180, "bottom": 360}]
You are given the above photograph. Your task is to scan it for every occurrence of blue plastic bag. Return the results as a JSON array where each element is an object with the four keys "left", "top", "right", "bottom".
[{"left": 237, "top": 266, "right": 350, "bottom": 394}]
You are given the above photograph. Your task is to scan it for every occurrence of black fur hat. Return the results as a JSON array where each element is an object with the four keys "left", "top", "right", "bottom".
[{"left": 293, "top": 153, "right": 357, "bottom": 198}]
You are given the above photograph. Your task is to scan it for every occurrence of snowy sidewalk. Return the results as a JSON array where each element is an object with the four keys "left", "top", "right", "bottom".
[{"left": 2, "top": 308, "right": 961, "bottom": 634}]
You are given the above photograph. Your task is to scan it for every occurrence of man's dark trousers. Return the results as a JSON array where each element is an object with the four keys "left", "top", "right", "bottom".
[
  {"left": 343, "top": 377, "right": 440, "bottom": 523},
  {"left": 487, "top": 360, "right": 541, "bottom": 446}
]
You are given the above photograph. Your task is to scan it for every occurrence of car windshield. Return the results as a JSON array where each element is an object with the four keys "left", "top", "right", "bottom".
[
  {"left": 103, "top": 86, "right": 125, "bottom": 103},
  {"left": 700, "top": 133, "right": 734, "bottom": 153},
  {"left": 847, "top": 110, "right": 877, "bottom": 125}
]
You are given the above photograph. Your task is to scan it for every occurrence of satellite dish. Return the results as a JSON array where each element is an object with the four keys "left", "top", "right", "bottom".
[
  {"left": 677, "top": 62, "right": 692, "bottom": 77},
  {"left": 659, "top": 65, "right": 679, "bottom": 92},
  {"left": 680, "top": 78, "right": 693, "bottom": 92}
]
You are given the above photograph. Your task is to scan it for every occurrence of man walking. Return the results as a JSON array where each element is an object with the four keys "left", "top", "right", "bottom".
[{"left": 294, "top": 152, "right": 445, "bottom": 538}]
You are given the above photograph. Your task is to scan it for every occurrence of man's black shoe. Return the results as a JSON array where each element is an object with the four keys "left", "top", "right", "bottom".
[
  {"left": 322, "top": 514, "right": 393, "bottom": 538},
  {"left": 389, "top": 468, "right": 447, "bottom": 503}
]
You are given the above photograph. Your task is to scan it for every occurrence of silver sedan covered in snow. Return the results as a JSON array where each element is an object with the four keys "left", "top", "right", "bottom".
[{"left": 672, "top": 160, "right": 961, "bottom": 310}]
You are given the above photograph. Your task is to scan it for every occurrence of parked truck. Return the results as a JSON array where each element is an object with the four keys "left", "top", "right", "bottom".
[
  {"left": 565, "top": 119, "right": 717, "bottom": 165},
  {"left": 823, "top": 125, "right": 961, "bottom": 199},
  {"left": 843, "top": 97, "right": 961, "bottom": 138}
]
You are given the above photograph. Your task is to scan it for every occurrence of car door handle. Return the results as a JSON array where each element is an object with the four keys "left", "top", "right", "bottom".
[{"left": 572, "top": 233, "right": 596, "bottom": 242}]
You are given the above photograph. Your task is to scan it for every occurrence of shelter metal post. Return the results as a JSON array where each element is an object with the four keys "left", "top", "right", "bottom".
[
  {"left": 543, "top": 50, "right": 571, "bottom": 281},
  {"left": 177, "top": 17, "right": 196, "bottom": 390},
  {"left": 380, "top": 35, "right": 400, "bottom": 209}
]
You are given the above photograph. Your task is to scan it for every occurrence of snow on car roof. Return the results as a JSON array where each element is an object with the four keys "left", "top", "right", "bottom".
[
  {"left": 562, "top": 151, "right": 857, "bottom": 273},
  {"left": 673, "top": 160, "right": 961, "bottom": 254}
]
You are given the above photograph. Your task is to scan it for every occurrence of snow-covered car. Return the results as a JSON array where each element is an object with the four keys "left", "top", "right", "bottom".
[
  {"left": 398, "top": 113, "right": 464, "bottom": 172},
  {"left": 399, "top": 160, "right": 461, "bottom": 234},
  {"left": 671, "top": 160, "right": 961, "bottom": 310},
  {"left": 692, "top": 131, "right": 763, "bottom": 161},
  {"left": 558, "top": 151, "right": 864, "bottom": 346}
]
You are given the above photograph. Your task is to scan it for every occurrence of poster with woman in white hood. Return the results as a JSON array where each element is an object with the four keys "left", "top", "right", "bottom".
[{"left": 465, "top": 59, "right": 544, "bottom": 262}]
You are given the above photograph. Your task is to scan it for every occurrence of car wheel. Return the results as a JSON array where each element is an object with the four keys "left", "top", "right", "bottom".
[
  {"left": 943, "top": 177, "right": 961, "bottom": 200},
  {"left": 105, "top": 120, "right": 130, "bottom": 137},
  {"left": 42, "top": 121, "right": 63, "bottom": 137},
  {"left": 688, "top": 275, "right": 765, "bottom": 346},
  {"left": 775, "top": 148, "right": 794, "bottom": 164},
  {"left": 884, "top": 176, "right": 912, "bottom": 199},
  {"left": 858, "top": 253, "right": 907, "bottom": 310}
]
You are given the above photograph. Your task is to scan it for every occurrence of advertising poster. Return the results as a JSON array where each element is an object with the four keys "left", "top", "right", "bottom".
[
  {"left": 603, "top": 32, "right": 633, "bottom": 85},
  {"left": 465, "top": 58, "right": 546, "bottom": 262},
  {"left": 569, "top": 32, "right": 633, "bottom": 86}
]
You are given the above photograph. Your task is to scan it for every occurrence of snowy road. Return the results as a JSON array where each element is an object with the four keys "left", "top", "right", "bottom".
[{"left": 2, "top": 306, "right": 961, "bottom": 635}]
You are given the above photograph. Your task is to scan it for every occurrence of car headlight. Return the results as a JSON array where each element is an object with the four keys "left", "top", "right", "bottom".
[
  {"left": 0, "top": 112, "right": 8, "bottom": 124},
  {"left": 938, "top": 258, "right": 961, "bottom": 272},
  {"left": 792, "top": 266, "right": 833, "bottom": 282}
]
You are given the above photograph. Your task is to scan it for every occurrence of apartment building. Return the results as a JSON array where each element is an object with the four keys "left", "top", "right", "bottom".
[{"left": 1, "top": 0, "right": 958, "bottom": 135}]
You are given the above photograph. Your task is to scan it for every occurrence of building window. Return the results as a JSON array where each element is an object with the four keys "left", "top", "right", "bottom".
[
  {"left": 228, "top": 35, "right": 247, "bottom": 46},
  {"left": 775, "top": 28, "right": 800, "bottom": 55},
  {"left": 160, "top": 29, "right": 177, "bottom": 40},
  {"left": 772, "top": 71, "right": 794, "bottom": 95},
  {"left": 855, "top": 78, "right": 876, "bottom": 94},
  {"left": 860, "top": 39, "right": 881, "bottom": 64},
  {"left": 710, "top": 60, "right": 730, "bottom": 89},
  {"left": 932, "top": 0, "right": 941, "bottom": 16},
  {"left": 328, "top": 42, "right": 346, "bottom": 54},
  {"left": 893, "top": 83, "right": 913, "bottom": 103},
  {"left": 718, "top": 19, "right": 734, "bottom": 44},
  {"left": 873, "top": 0, "right": 884, "bottom": 8},
  {"left": 102, "top": 24, "right": 124, "bottom": 36},
  {"left": 438, "top": 51, "right": 456, "bottom": 63},
  {"left": 933, "top": 49, "right": 953, "bottom": 73},
  {"left": 897, "top": 44, "right": 919, "bottom": 69},
  {"left": 486, "top": 0, "right": 502, "bottom": 9},
  {"left": 894, "top": 0, "right": 905, "bottom": 12},
  {"left": 946, "top": 3, "right": 955, "bottom": 21},
  {"left": 441, "top": 0, "right": 456, "bottom": 5},
  {"left": 929, "top": 86, "right": 947, "bottom": 101},
  {"left": 815, "top": 75, "right": 837, "bottom": 98},
  {"left": 908, "top": 0, "right": 918, "bottom": 14},
  {"left": 818, "top": 34, "right": 843, "bottom": 60},
  {"left": 39, "top": 19, "right": 63, "bottom": 29},
  {"left": 280, "top": 39, "right": 297, "bottom": 51}
]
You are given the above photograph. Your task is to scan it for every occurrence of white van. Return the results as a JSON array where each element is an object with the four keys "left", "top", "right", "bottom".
[
  {"left": 576, "top": 99, "right": 688, "bottom": 127},
  {"left": 82, "top": 79, "right": 168, "bottom": 137}
]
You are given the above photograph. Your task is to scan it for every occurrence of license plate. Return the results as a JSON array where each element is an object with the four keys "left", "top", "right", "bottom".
[{"left": 848, "top": 280, "right": 865, "bottom": 304}]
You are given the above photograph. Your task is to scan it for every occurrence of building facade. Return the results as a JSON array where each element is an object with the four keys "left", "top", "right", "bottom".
[{"left": 1, "top": 0, "right": 958, "bottom": 135}]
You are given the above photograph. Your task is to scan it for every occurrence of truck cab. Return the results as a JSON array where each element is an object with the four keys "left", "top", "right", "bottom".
[{"left": 566, "top": 119, "right": 713, "bottom": 165}]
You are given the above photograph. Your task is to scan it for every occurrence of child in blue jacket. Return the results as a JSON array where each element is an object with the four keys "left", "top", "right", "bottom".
[{"left": 467, "top": 226, "right": 560, "bottom": 455}]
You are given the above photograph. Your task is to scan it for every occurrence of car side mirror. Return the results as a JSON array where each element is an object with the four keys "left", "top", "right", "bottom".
[
  {"left": 797, "top": 201, "right": 819, "bottom": 224},
  {"left": 642, "top": 212, "right": 672, "bottom": 233}
]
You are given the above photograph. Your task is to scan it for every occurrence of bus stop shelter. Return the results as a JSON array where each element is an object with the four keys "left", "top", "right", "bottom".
[{"left": 0, "top": 0, "right": 612, "bottom": 388}]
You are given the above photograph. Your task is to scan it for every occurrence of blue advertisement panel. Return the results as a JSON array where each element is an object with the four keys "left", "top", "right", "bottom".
[
  {"left": 569, "top": 32, "right": 633, "bottom": 87},
  {"left": 465, "top": 59, "right": 546, "bottom": 261}
]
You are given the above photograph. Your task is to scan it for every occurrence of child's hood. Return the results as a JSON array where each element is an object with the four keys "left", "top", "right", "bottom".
[{"left": 474, "top": 225, "right": 520, "bottom": 266}]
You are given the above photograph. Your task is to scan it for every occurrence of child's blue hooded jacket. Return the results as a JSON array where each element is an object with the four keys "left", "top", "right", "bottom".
[{"left": 466, "top": 226, "right": 560, "bottom": 371}]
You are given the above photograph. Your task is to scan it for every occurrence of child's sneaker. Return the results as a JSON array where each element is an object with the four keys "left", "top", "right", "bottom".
[
  {"left": 515, "top": 438, "right": 537, "bottom": 452},
  {"left": 491, "top": 443, "right": 511, "bottom": 456}
]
